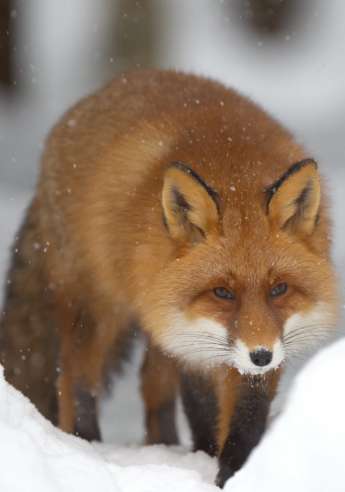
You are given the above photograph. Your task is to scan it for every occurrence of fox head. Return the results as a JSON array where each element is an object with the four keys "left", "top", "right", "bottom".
[{"left": 143, "top": 159, "right": 339, "bottom": 376}]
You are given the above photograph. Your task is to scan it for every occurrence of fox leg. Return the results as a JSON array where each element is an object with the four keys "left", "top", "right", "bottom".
[
  {"left": 141, "top": 344, "right": 179, "bottom": 445},
  {"left": 57, "top": 304, "right": 130, "bottom": 441},
  {"left": 58, "top": 348, "right": 100, "bottom": 442},
  {"left": 215, "top": 368, "right": 280, "bottom": 488},
  {"left": 56, "top": 306, "right": 99, "bottom": 440},
  {"left": 0, "top": 288, "right": 59, "bottom": 425},
  {"left": 180, "top": 372, "right": 218, "bottom": 456},
  {"left": 0, "top": 201, "right": 59, "bottom": 424}
]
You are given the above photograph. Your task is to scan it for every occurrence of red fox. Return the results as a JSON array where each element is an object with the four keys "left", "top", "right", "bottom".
[{"left": 0, "top": 70, "right": 339, "bottom": 487}]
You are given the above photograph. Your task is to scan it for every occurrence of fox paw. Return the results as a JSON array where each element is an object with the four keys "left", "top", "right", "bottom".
[{"left": 215, "top": 464, "right": 234, "bottom": 488}]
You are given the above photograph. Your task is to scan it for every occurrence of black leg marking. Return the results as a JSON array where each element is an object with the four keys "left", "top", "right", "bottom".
[
  {"left": 181, "top": 373, "right": 218, "bottom": 456},
  {"left": 74, "top": 386, "right": 101, "bottom": 442},
  {"left": 216, "top": 378, "right": 270, "bottom": 488},
  {"left": 146, "top": 398, "right": 179, "bottom": 445}
]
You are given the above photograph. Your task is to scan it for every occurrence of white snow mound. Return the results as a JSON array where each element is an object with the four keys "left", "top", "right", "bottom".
[
  {"left": 226, "top": 337, "right": 345, "bottom": 492},
  {"left": 0, "top": 365, "right": 217, "bottom": 491},
  {"left": 1, "top": 338, "right": 345, "bottom": 491}
]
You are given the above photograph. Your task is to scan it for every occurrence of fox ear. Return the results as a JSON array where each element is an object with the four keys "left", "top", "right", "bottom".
[
  {"left": 267, "top": 159, "right": 321, "bottom": 235},
  {"left": 162, "top": 162, "right": 220, "bottom": 244}
]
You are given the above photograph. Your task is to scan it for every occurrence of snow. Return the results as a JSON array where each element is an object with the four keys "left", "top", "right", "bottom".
[
  {"left": 0, "top": 363, "right": 217, "bottom": 492},
  {"left": 0, "top": 373, "right": 120, "bottom": 491}
]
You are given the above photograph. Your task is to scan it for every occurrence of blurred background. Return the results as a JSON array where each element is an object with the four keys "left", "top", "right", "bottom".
[{"left": 0, "top": 0, "right": 344, "bottom": 443}]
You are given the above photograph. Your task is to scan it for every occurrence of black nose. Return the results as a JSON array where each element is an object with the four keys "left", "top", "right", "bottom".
[{"left": 250, "top": 349, "right": 273, "bottom": 367}]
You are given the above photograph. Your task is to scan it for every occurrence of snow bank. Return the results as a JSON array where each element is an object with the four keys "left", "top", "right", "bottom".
[
  {"left": 0, "top": 368, "right": 119, "bottom": 491},
  {"left": 227, "top": 338, "right": 345, "bottom": 492},
  {"left": 1, "top": 338, "right": 345, "bottom": 491},
  {"left": 0, "top": 365, "right": 217, "bottom": 491}
]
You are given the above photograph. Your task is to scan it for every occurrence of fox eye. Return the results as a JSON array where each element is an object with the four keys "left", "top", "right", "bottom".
[
  {"left": 270, "top": 282, "right": 288, "bottom": 298},
  {"left": 213, "top": 287, "right": 236, "bottom": 300}
]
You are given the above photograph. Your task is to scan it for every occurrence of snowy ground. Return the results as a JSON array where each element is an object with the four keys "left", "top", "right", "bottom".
[{"left": 0, "top": 171, "right": 345, "bottom": 491}]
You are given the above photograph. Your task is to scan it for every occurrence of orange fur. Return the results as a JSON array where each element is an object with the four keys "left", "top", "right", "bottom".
[
  {"left": 0, "top": 70, "right": 340, "bottom": 483},
  {"left": 141, "top": 345, "right": 179, "bottom": 444}
]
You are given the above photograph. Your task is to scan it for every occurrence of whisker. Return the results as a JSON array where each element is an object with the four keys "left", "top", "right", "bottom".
[
  {"left": 283, "top": 325, "right": 334, "bottom": 343},
  {"left": 284, "top": 326, "right": 334, "bottom": 340},
  {"left": 167, "top": 333, "right": 230, "bottom": 344},
  {"left": 284, "top": 342, "right": 327, "bottom": 358},
  {"left": 162, "top": 339, "right": 231, "bottom": 351},
  {"left": 284, "top": 332, "right": 331, "bottom": 344},
  {"left": 162, "top": 336, "right": 233, "bottom": 348},
  {"left": 282, "top": 318, "right": 336, "bottom": 362},
  {"left": 284, "top": 330, "right": 333, "bottom": 341},
  {"left": 169, "top": 346, "right": 232, "bottom": 356},
  {"left": 284, "top": 330, "right": 330, "bottom": 342},
  {"left": 284, "top": 321, "right": 335, "bottom": 334}
]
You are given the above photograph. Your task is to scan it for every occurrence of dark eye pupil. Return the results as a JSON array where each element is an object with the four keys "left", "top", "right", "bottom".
[
  {"left": 270, "top": 282, "right": 288, "bottom": 298},
  {"left": 214, "top": 287, "right": 235, "bottom": 300}
]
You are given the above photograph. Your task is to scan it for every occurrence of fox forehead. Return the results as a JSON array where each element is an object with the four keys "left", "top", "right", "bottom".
[{"left": 206, "top": 233, "right": 307, "bottom": 285}]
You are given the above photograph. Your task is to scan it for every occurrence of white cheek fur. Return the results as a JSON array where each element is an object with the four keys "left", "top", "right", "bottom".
[
  {"left": 283, "top": 302, "right": 337, "bottom": 357},
  {"left": 160, "top": 315, "right": 231, "bottom": 369}
]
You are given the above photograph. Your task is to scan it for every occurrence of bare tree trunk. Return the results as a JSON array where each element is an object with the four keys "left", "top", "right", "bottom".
[
  {"left": 231, "top": 0, "right": 299, "bottom": 35},
  {"left": 246, "top": 0, "right": 294, "bottom": 32},
  {"left": 0, "top": 0, "right": 12, "bottom": 87},
  {"left": 111, "top": 0, "right": 157, "bottom": 72}
]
